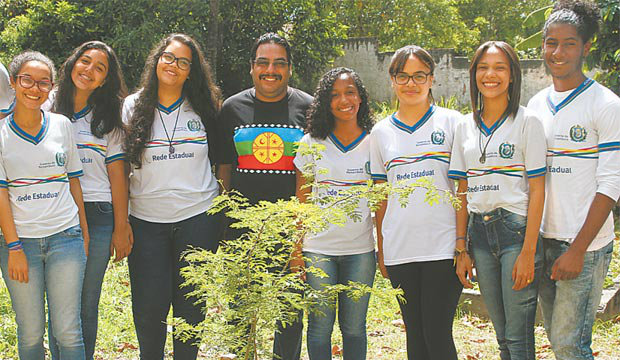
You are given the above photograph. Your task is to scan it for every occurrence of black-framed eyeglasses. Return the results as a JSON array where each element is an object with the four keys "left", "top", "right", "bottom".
[
  {"left": 160, "top": 52, "right": 192, "bottom": 71},
  {"left": 251, "top": 59, "right": 289, "bottom": 69},
  {"left": 393, "top": 71, "right": 432, "bottom": 85},
  {"left": 16, "top": 75, "right": 53, "bottom": 93}
]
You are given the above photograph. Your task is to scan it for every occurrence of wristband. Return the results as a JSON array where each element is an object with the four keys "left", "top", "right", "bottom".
[{"left": 7, "top": 240, "right": 23, "bottom": 251}]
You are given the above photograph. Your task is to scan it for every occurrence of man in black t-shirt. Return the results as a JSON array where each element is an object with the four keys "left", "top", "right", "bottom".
[{"left": 215, "top": 32, "right": 312, "bottom": 360}]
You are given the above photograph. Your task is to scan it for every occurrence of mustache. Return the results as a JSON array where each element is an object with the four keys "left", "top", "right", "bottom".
[{"left": 259, "top": 74, "right": 282, "bottom": 80}]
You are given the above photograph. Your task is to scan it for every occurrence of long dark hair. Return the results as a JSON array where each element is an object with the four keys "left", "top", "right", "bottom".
[
  {"left": 469, "top": 41, "right": 522, "bottom": 121},
  {"left": 53, "top": 41, "right": 127, "bottom": 138},
  {"left": 306, "top": 67, "right": 373, "bottom": 139},
  {"left": 125, "top": 33, "right": 222, "bottom": 168}
]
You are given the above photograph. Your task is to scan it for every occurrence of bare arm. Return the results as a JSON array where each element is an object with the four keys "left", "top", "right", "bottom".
[
  {"left": 512, "top": 176, "right": 544, "bottom": 290},
  {"left": 108, "top": 160, "right": 132, "bottom": 262},
  {"left": 0, "top": 188, "right": 28, "bottom": 283},
  {"left": 454, "top": 179, "right": 474, "bottom": 288},
  {"left": 551, "top": 193, "right": 616, "bottom": 280},
  {"left": 374, "top": 180, "right": 389, "bottom": 279},
  {"left": 216, "top": 164, "right": 232, "bottom": 193},
  {"left": 69, "top": 177, "right": 89, "bottom": 257}
]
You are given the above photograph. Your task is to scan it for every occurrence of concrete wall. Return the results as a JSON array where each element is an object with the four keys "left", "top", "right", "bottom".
[{"left": 331, "top": 37, "right": 552, "bottom": 107}]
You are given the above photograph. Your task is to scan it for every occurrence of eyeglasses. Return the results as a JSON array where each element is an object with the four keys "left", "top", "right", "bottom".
[
  {"left": 160, "top": 52, "right": 192, "bottom": 71},
  {"left": 393, "top": 71, "right": 432, "bottom": 85},
  {"left": 16, "top": 75, "right": 53, "bottom": 92},
  {"left": 252, "top": 59, "right": 289, "bottom": 69}
]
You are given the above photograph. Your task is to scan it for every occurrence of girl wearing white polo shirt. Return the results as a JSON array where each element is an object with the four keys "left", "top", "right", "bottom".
[
  {"left": 47, "top": 41, "right": 131, "bottom": 360},
  {"left": 294, "top": 67, "right": 375, "bottom": 359},
  {"left": 123, "top": 34, "right": 222, "bottom": 360},
  {"left": 449, "top": 41, "right": 546, "bottom": 360},
  {"left": 0, "top": 51, "right": 88, "bottom": 359},
  {"left": 369, "top": 45, "right": 463, "bottom": 360}
]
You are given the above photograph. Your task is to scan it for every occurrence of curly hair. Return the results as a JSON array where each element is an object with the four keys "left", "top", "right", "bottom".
[
  {"left": 8, "top": 51, "right": 56, "bottom": 81},
  {"left": 124, "top": 33, "right": 222, "bottom": 168},
  {"left": 544, "top": 0, "right": 600, "bottom": 43},
  {"left": 53, "top": 41, "right": 127, "bottom": 138},
  {"left": 305, "top": 67, "right": 373, "bottom": 139}
]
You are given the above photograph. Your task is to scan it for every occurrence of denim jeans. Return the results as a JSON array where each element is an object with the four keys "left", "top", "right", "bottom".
[
  {"left": 128, "top": 212, "right": 220, "bottom": 360},
  {"left": 50, "top": 202, "right": 114, "bottom": 360},
  {"left": 304, "top": 251, "right": 376, "bottom": 360},
  {"left": 539, "top": 238, "right": 613, "bottom": 360},
  {"left": 469, "top": 208, "right": 542, "bottom": 360},
  {"left": 0, "top": 225, "right": 86, "bottom": 360}
]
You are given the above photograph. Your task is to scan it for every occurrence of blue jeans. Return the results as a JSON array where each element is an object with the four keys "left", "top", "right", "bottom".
[
  {"left": 0, "top": 225, "right": 86, "bottom": 360},
  {"left": 128, "top": 212, "right": 220, "bottom": 360},
  {"left": 304, "top": 251, "right": 376, "bottom": 360},
  {"left": 539, "top": 238, "right": 613, "bottom": 360},
  {"left": 469, "top": 208, "right": 542, "bottom": 360},
  {"left": 50, "top": 202, "right": 114, "bottom": 360}
]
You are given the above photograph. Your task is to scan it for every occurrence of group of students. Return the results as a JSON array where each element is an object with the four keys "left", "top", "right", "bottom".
[{"left": 0, "top": 1, "right": 619, "bottom": 360}]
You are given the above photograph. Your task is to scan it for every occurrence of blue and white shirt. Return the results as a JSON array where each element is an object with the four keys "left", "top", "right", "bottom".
[
  {"left": 0, "top": 111, "right": 83, "bottom": 237},
  {"left": 71, "top": 106, "right": 125, "bottom": 202},
  {"left": 0, "top": 62, "right": 14, "bottom": 115},
  {"left": 123, "top": 93, "right": 219, "bottom": 223},
  {"left": 528, "top": 79, "right": 620, "bottom": 251},
  {"left": 369, "top": 105, "right": 461, "bottom": 265},
  {"left": 448, "top": 106, "right": 547, "bottom": 216},
  {"left": 294, "top": 132, "right": 374, "bottom": 256}
]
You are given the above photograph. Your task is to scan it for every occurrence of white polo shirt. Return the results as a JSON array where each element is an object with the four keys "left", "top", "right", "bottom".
[
  {"left": 448, "top": 106, "right": 547, "bottom": 216},
  {"left": 369, "top": 105, "right": 461, "bottom": 265},
  {"left": 0, "top": 111, "right": 83, "bottom": 237},
  {"left": 123, "top": 93, "right": 219, "bottom": 223},
  {"left": 71, "top": 106, "right": 125, "bottom": 202},
  {"left": 528, "top": 79, "right": 620, "bottom": 251},
  {"left": 294, "top": 132, "right": 374, "bottom": 256}
]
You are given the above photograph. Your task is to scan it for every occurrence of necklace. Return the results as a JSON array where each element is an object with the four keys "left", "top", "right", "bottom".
[
  {"left": 476, "top": 110, "right": 509, "bottom": 163},
  {"left": 157, "top": 104, "right": 181, "bottom": 154}
]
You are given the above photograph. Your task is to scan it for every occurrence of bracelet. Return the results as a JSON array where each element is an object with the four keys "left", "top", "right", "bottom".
[
  {"left": 453, "top": 247, "right": 468, "bottom": 266},
  {"left": 7, "top": 240, "right": 23, "bottom": 251},
  {"left": 456, "top": 236, "right": 466, "bottom": 241}
]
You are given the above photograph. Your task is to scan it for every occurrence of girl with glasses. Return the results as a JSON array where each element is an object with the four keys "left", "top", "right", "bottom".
[
  {"left": 0, "top": 51, "right": 88, "bottom": 359},
  {"left": 450, "top": 41, "right": 546, "bottom": 360},
  {"left": 369, "top": 45, "right": 463, "bottom": 360},
  {"left": 123, "top": 33, "right": 222, "bottom": 359},
  {"left": 45, "top": 41, "right": 131, "bottom": 360}
]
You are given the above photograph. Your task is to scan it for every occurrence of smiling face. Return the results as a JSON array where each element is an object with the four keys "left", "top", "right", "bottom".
[
  {"left": 475, "top": 46, "right": 511, "bottom": 103},
  {"left": 391, "top": 55, "right": 433, "bottom": 108},
  {"left": 250, "top": 42, "right": 291, "bottom": 102},
  {"left": 11, "top": 60, "right": 52, "bottom": 111},
  {"left": 543, "top": 23, "right": 590, "bottom": 88},
  {"left": 71, "top": 49, "right": 109, "bottom": 95},
  {"left": 156, "top": 40, "right": 192, "bottom": 90},
  {"left": 330, "top": 73, "right": 362, "bottom": 125}
]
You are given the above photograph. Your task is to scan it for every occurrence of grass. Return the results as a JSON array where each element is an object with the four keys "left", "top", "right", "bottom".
[{"left": 1, "top": 250, "right": 620, "bottom": 359}]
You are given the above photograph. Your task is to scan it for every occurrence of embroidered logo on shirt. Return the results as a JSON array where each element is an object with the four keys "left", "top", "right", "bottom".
[
  {"left": 431, "top": 129, "right": 445, "bottom": 145},
  {"left": 55, "top": 152, "right": 66, "bottom": 167},
  {"left": 499, "top": 143, "right": 515, "bottom": 159},
  {"left": 570, "top": 125, "right": 587, "bottom": 142},
  {"left": 187, "top": 119, "right": 201, "bottom": 132}
]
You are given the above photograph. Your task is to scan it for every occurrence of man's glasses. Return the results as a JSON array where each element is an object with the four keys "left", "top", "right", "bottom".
[
  {"left": 393, "top": 71, "right": 432, "bottom": 85},
  {"left": 252, "top": 59, "right": 289, "bottom": 69},
  {"left": 16, "top": 75, "right": 53, "bottom": 93},
  {"left": 160, "top": 52, "right": 192, "bottom": 71}
]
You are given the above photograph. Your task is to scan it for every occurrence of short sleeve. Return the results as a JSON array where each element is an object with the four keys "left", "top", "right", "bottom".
[
  {"left": 0, "top": 144, "right": 7, "bottom": 189},
  {"left": 523, "top": 112, "right": 548, "bottom": 179},
  {"left": 594, "top": 98, "right": 620, "bottom": 200},
  {"left": 213, "top": 101, "right": 237, "bottom": 165},
  {"left": 0, "top": 62, "right": 14, "bottom": 114},
  {"left": 105, "top": 128, "right": 125, "bottom": 164},
  {"left": 121, "top": 94, "right": 135, "bottom": 126},
  {"left": 63, "top": 117, "right": 83, "bottom": 178},
  {"left": 369, "top": 127, "right": 387, "bottom": 181},
  {"left": 293, "top": 134, "right": 312, "bottom": 171},
  {"left": 448, "top": 119, "right": 467, "bottom": 180}
]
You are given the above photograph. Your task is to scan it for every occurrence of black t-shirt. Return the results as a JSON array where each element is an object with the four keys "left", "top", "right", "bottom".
[{"left": 215, "top": 87, "right": 313, "bottom": 204}]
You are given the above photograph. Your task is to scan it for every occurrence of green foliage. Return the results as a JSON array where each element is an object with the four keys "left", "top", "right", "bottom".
[
  {"left": 587, "top": 0, "right": 620, "bottom": 94},
  {"left": 335, "top": 0, "right": 479, "bottom": 54},
  {"left": 0, "top": 0, "right": 346, "bottom": 94},
  {"left": 175, "top": 143, "right": 458, "bottom": 359}
]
